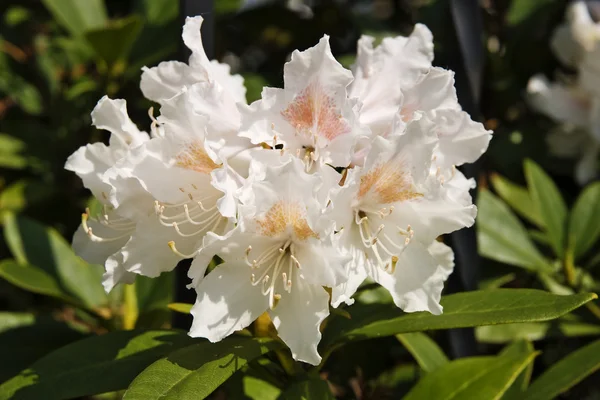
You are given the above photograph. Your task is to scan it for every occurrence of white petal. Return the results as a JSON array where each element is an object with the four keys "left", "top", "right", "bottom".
[
  {"left": 550, "top": 24, "right": 582, "bottom": 67},
  {"left": 575, "top": 142, "right": 600, "bottom": 184},
  {"left": 269, "top": 274, "right": 329, "bottom": 365},
  {"left": 390, "top": 175, "right": 477, "bottom": 243},
  {"left": 432, "top": 109, "right": 492, "bottom": 168},
  {"left": 65, "top": 143, "right": 114, "bottom": 202},
  {"left": 330, "top": 247, "right": 369, "bottom": 307},
  {"left": 373, "top": 241, "right": 452, "bottom": 315},
  {"left": 106, "top": 216, "right": 200, "bottom": 278},
  {"left": 140, "top": 61, "right": 200, "bottom": 104},
  {"left": 293, "top": 235, "right": 350, "bottom": 287},
  {"left": 91, "top": 96, "right": 148, "bottom": 148},
  {"left": 72, "top": 211, "right": 132, "bottom": 266},
  {"left": 102, "top": 261, "right": 136, "bottom": 293},
  {"left": 350, "top": 24, "right": 433, "bottom": 134},
  {"left": 190, "top": 262, "right": 269, "bottom": 342},
  {"left": 527, "top": 75, "right": 589, "bottom": 126}
]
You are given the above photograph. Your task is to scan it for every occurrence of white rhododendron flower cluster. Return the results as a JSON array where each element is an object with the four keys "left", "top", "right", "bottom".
[
  {"left": 527, "top": 0, "right": 600, "bottom": 184},
  {"left": 66, "top": 17, "right": 491, "bottom": 365}
]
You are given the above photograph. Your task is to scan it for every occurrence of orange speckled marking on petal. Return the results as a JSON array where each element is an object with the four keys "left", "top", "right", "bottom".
[
  {"left": 358, "top": 162, "right": 422, "bottom": 204},
  {"left": 281, "top": 82, "right": 349, "bottom": 141},
  {"left": 176, "top": 142, "right": 220, "bottom": 174},
  {"left": 256, "top": 201, "right": 318, "bottom": 240}
]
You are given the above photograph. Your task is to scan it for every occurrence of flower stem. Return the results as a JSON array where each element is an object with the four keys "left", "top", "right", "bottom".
[
  {"left": 123, "top": 282, "right": 138, "bottom": 330},
  {"left": 564, "top": 247, "right": 576, "bottom": 287}
]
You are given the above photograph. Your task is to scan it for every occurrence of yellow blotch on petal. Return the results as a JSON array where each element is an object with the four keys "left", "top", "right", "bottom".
[
  {"left": 358, "top": 162, "right": 423, "bottom": 204},
  {"left": 175, "top": 142, "right": 220, "bottom": 174},
  {"left": 281, "top": 82, "right": 349, "bottom": 141},
  {"left": 256, "top": 201, "right": 318, "bottom": 241}
]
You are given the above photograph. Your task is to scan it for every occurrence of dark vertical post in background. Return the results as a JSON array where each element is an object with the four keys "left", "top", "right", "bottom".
[
  {"left": 173, "top": 0, "right": 215, "bottom": 329},
  {"left": 446, "top": 0, "right": 485, "bottom": 358}
]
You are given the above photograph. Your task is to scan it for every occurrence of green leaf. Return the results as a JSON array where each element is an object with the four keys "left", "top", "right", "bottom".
[
  {"left": 3, "top": 213, "right": 107, "bottom": 308},
  {"left": 244, "top": 376, "right": 281, "bottom": 400},
  {"left": 396, "top": 333, "right": 449, "bottom": 373},
  {"left": 123, "top": 337, "right": 282, "bottom": 400},
  {"left": 506, "top": 0, "right": 555, "bottom": 26},
  {"left": 0, "top": 260, "right": 68, "bottom": 300},
  {"left": 321, "top": 290, "right": 596, "bottom": 348},
  {"left": 568, "top": 182, "right": 600, "bottom": 260},
  {"left": 524, "top": 159, "right": 568, "bottom": 258},
  {"left": 0, "top": 134, "right": 27, "bottom": 169},
  {"left": 403, "top": 347, "right": 537, "bottom": 400},
  {"left": 41, "top": 0, "right": 107, "bottom": 37},
  {"left": 479, "top": 273, "right": 517, "bottom": 290},
  {"left": 215, "top": 0, "right": 242, "bottom": 15},
  {"left": 168, "top": 302, "right": 193, "bottom": 314},
  {"left": 0, "top": 180, "right": 54, "bottom": 212},
  {"left": 477, "top": 190, "right": 550, "bottom": 272},
  {"left": 520, "top": 338, "right": 600, "bottom": 400},
  {"left": 490, "top": 174, "right": 542, "bottom": 227},
  {"left": 0, "top": 330, "right": 196, "bottom": 400},
  {"left": 0, "top": 313, "right": 88, "bottom": 382},
  {"left": 134, "top": 0, "right": 178, "bottom": 25},
  {"left": 85, "top": 16, "right": 144, "bottom": 66},
  {"left": 502, "top": 341, "right": 535, "bottom": 399},
  {"left": 476, "top": 319, "right": 600, "bottom": 344},
  {"left": 242, "top": 73, "right": 269, "bottom": 103},
  {"left": 277, "top": 377, "right": 334, "bottom": 400}
]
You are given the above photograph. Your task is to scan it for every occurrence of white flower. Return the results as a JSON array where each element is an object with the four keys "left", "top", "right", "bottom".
[
  {"left": 330, "top": 116, "right": 476, "bottom": 313},
  {"left": 189, "top": 157, "right": 350, "bottom": 365},
  {"left": 140, "top": 16, "right": 247, "bottom": 106},
  {"left": 239, "top": 35, "right": 368, "bottom": 169},
  {"left": 65, "top": 96, "right": 151, "bottom": 290},
  {"left": 102, "top": 82, "right": 251, "bottom": 287},
  {"left": 527, "top": 74, "right": 600, "bottom": 184},
  {"left": 349, "top": 29, "right": 491, "bottom": 172},
  {"left": 349, "top": 25, "right": 433, "bottom": 136}
]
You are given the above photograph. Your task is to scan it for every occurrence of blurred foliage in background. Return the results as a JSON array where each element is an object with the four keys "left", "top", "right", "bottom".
[{"left": 1, "top": 0, "right": 600, "bottom": 399}]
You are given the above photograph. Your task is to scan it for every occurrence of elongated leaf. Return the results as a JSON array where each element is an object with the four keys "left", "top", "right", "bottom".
[
  {"left": 403, "top": 348, "right": 537, "bottom": 400},
  {"left": 123, "top": 337, "right": 282, "bottom": 400},
  {"left": 244, "top": 376, "right": 281, "bottom": 400},
  {"left": 476, "top": 319, "right": 600, "bottom": 344},
  {"left": 490, "top": 174, "right": 542, "bottom": 227},
  {"left": 41, "top": 0, "right": 107, "bottom": 37},
  {"left": 0, "top": 330, "right": 196, "bottom": 400},
  {"left": 520, "top": 339, "right": 600, "bottom": 400},
  {"left": 506, "top": 0, "right": 555, "bottom": 26},
  {"left": 0, "top": 134, "right": 27, "bottom": 169},
  {"left": 479, "top": 273, "right": 516, "bottom": 290},
  {"left": 524, "top": 159, "right": 568, "bottom": 258},
  {"left": 321, "top": 290, "right": 596, "bottom": 348},
  {"left": 85, "top": 16, "right": 143, "bottom": 66},
  {"left": 0, "top": 260, "right": 67, "bottom": 300},
  {"left": 134, "top": 0, "right": 178, "bottom": 25},
  {"left": 396, "top": 333, "right": 449, "bottom": 373},
  {"left": 569, "top": 182, "right": 600, "bottom": 259},
  {"left": 168, "top": 302, "right": 192, "bottom": 314},
  {"left": 0, "top": 313, "right": 87, "bottom": 382},
  {"left": 277, "top": 377, "right": 334, "bottom": 400},
  {"left": 502, "top": 341, "right": 535, "bottom": 399},
  {"left": 477, "top": 190, "right": 550, "bottom": 271},
  {"left": 3, "top": 213, "right": 107, "bottom": 308}
]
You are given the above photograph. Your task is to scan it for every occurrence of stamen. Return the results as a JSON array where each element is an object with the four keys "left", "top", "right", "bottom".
[
  {"left": 244, "top": 246, "right": 253, "bottom": 267},
  {"left": 81, "top": 213, "right": 130, "bottom": 243},
  {"left": 168, "top": 241, "right": 198, "bottom": 258}
]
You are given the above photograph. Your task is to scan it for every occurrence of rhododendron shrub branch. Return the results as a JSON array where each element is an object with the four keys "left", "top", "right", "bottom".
[{"left": 66, "top": 16, "right": 491, "bottom": 365}]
